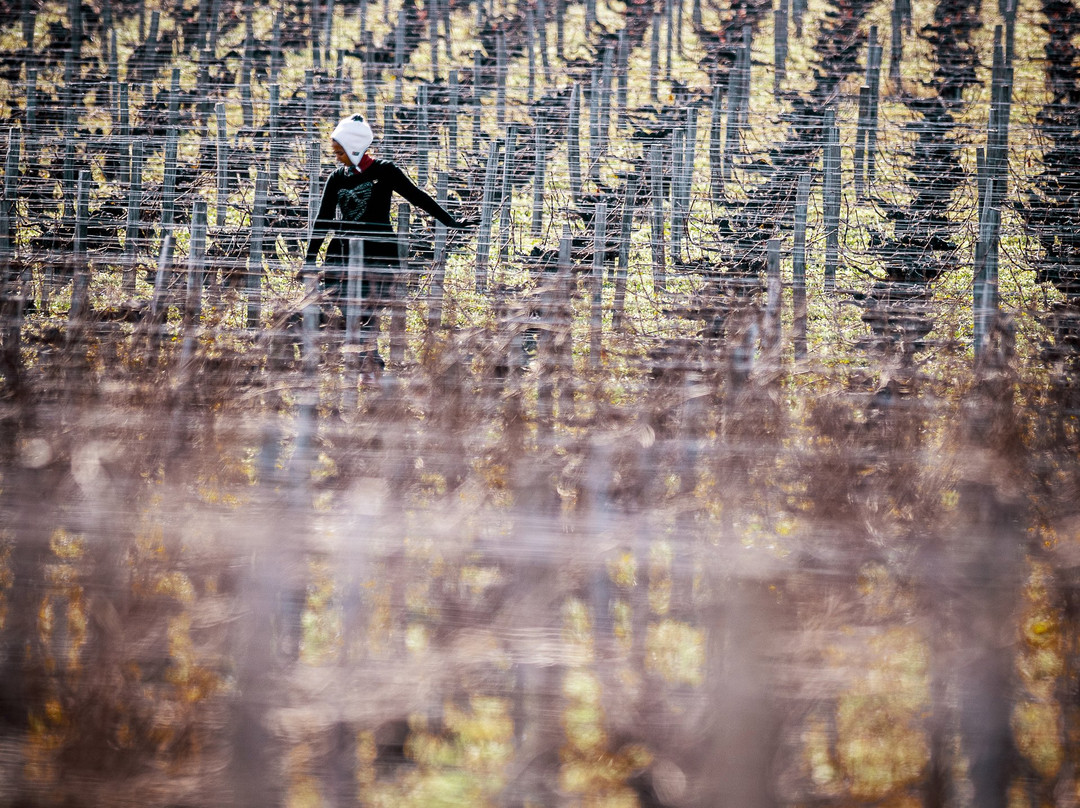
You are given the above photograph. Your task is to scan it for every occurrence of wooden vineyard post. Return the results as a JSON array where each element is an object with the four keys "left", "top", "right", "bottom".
[
  {"left": 865, "top": 28, "right": 883, "bottom": 185},
  {"left": 240, "top": 4, "right": 255, "bottom": 129},
  {"left": 427, "top": 173, "right": 449, "bottom": 332},
  {"left": 267, "top": 84, "right": 281, "bottom": 192},
  {"left": 537, "top": 0, "right": 550, "bottom": 79},
  {"left": 1, "top": 129, "right": 19, "bottom": 261},
  {"left": 307, "top": 132, "right": 321, "bottom": 243},
  {"left": 676, "top": 0, "right": 685, "bottom": 57},
  {"left": 216, "top": 103, "right": 229, "bottom": 227},
  {"left": 671, "top": 129, "right": 686, "bottom": 267},
  {"left": 161, "top": 69, "right": 181, "bottom": 234},
  {"left": 395, "top": 8, "right": 406, "bottom": 71},
  {"left": 793, "top": 0, "right": 807, "bottom": 33},
  {"left": 737, "top": 26, "right": 752, "bottom": 130},
  {"left": 854, "top": 85, "right": 870, "bottom": 198},
  {"left": 61, "top": 56, "right": 75, "bottom": 217},
  {"left": 722, "top": 42, "right": 745, "bottom": 184},
  {"left": 364, "top": 38, "right": 377, "bottom": 120},
  {"left": 268, "top": 12, "right": 282, "bottom": 85},
  {"left": 344, "top": 237, "right": 365, "bottom": 409},
  {"left": 822, "top": 110, "right": 841, "bottom": 292},
  {"left": 246, "top": 171, "right": 268, "bottom": 329},
  {"left": 123, "top": 142, "right": 144, "bottom": 297},
  {"left": 599, "top": 45, "right": 614, "bottom": 153},
  {"left": 650, "top": 144, "right": 667, "bottom": 297},
  {"left": 612, "top": 172, "right": 637, "bottom": 332},
  {"left": 69, "top": 170, "right": 90, "bottom": 325},
  {"left": 673, "top": 108, "right": 697, "bottom": 266},
  {"left": 476, "top": 139, "right": 500, "bottom": 294},
  {"left": 496, "top": 30, "right": 508, "bottom": 132},
  {"left": 974, "top": 31, "right": 1012, "bottom": 361},
  {"left": 590, "top": 202, "right": 606, "bottom": 370},
  {"left": 526, "top": 10, "right": 537, "bottom": 104},
  {"left": 180, "top": 199, "right": 208, "bottom": 369},
  {"left": 417, "top": 85, "right": 430, "bottom": 188},
  {"left": 764, "top": 237, "right": 781, "bottom": 354},
  {"left": 889, "top": 0, "right": 906, "bottom": 92},
  {"left": 616, "top": 31, "right": 629, "bottom": 130},
  {"left": 20, "top": 0, "right": 34, "bottom": 61},
  {"left": 555, "top": 224, "right": 573, "bottom": 422},
  {"left": 472, "top": 50, "right": 484, "bottom": 147},
  {"left": 973, "top": 175, "right": 998, "bottom": 361},
  {"left": 555, "top": 0, "right": 565, "bottom": 62},
  {"left": 107, "top": 31, "right": 118, "bottom": 110},
  {"left": 322, "top": 0, "right": 335, "bottom": 66},
  {"left": 116, "top": 81, "right": 130, "bottom": 187},
  {"left": 664, "top": 0, "right": 674, "bottom": 80},
  {"left": 792, "top": 172, "right": 810, "bottom": 360},
  {"left": 532, "top": 111, "right": 547, "bottom": 239},
  {"left": 390, "top": 203, "right": 410, "bottom": 365},
  {"left": 650, "top": 11, "right": 661, "bottom": 101},
  {"left": 388, "top": 69, "right": 404, "bottom": 153},
  {"left": 710, "top": 83, "right": 724, "bottom": 204},
  {"left": 304, "top": 68, "right": 315, "bottom": 142},
  {"left": 1, "top": 133, "right": 22, "bottom": 395},
  {"left": 68, "top": 0, "right": 82, "bottom": 76},
  {"left": 448, "top": 70, "right": 460, "bottom": 171},
  {"left": 150, "top": 232, "right": 174, "bottom": 331},
  {"left": 588, "top": 68, "right": 600, "bottom": 186},
  {"left": 774, "top": 0, "right": 788, "bottom": 93},
  {"left": 568, "top": 84, "right": 582, "bottom": 205},
  {"left": 24, "top": 68, "right": 37, "bottom": 138},
  {"left": 430, "top": 0, "right": 440, "bottom": 81}
]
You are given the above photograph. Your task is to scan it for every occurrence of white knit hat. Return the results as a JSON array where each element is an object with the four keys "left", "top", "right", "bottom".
[{"left": 331, "top": 114, "right": 374, "bottom": 166}]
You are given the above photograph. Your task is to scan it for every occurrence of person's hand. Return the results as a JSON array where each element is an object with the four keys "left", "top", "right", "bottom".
[{"left": 451, "top": 216, "right": 481, "bottom": 229}]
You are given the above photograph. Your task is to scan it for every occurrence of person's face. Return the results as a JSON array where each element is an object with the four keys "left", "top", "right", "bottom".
[{"left": 331, "top": 140, "right": 351, "bottom": 167}]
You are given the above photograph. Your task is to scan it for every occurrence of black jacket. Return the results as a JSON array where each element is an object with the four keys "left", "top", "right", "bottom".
[{"left": 305, "top": 159, "right": 461, "bottom": 269}]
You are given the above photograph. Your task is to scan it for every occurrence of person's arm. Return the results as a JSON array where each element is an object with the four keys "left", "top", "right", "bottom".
[
  {"left": 387, "top": 163, "right": 478, "bottom": 228},
  {"left": 304, "top": 171, "right": 346, "bottom": 264}
]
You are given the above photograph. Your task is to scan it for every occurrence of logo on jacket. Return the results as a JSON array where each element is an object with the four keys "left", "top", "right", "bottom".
[{"left": 338, "top": 182, "right": 374, "bottom": 221}]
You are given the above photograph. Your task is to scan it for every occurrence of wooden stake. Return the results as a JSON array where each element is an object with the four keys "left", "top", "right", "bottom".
[
  {"left": 764, "top": 237, "right": 781, "bottom": 353},
  {"left": 496, "top": 30, "right": 508, "bottom": 131},
  {"left": 216, "top": 102, "right": 229, "bottom": 227},
  {"left": 532, "top": 111, "right": 546, "bottom": 239},
  {"left": 650, "top": 144, "right": 666, "bottom": 297},
  {"left": 612, "top": 172, "right": 637, "bottom": 332},
  {"left": 568, "top": 84, "right": 582, "bottom": 204},
  {"left": 123, "top": 142, "right": 144, "bottom": 296},
  {"left": 709, "top": 83, "right": 724, "bottom": 204},
  {"left": 428, "top": 172, "right": 449, "bottom": 331},
  {"left": 246, "top": 170, "right": 268, "bottom": 329},
  {"left": 774, "top": 0, "right": 788, "bottom": 92},
  {"left": 792, "top": 172, "right": 810, "bottom": 360},
  {"left": 650, "top": 11, "right": 661, "bottom": 100},
  {"left": 180, "top": 199, "right": 208, "bottom": 369},
  {"left": 2, "top": 130, "right": 20, "bottom": 260},
  {"left": 448, "top": 69, "right": 460, "bottom": 170},
  {"left": 161, "top": 69, "right": 181, "bottom": 232},
  {"left": 590, "top": 202, "right": 606, "bottom": 369},
  {"left": 390, "top": 203, "right": 410, "bottom": 364},
  {"left": 822, "top": 110, "right": 840, "bottom": 291},
  {"left": 498, "top": 124, "right": 518, "bottom": 263},
  {"left": 476, "top": 139, "right": 500, "bottom": 294},
  {"left": 69, "top": 171, "right": 91, "bottom": 325}
]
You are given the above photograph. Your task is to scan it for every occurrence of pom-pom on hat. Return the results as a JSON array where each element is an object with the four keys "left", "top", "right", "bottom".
[{"left": 331, "top": 114, "right": 374, "bottom": 167}]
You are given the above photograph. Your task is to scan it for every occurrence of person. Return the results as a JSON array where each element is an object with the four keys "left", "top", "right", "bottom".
[{"left": 302, "top": 113, "right": 477, "bottom": 367}]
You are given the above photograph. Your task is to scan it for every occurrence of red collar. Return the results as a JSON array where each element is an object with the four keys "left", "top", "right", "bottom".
[{"left": 354, "top": 154, "right": 374, "bottom": 174}]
